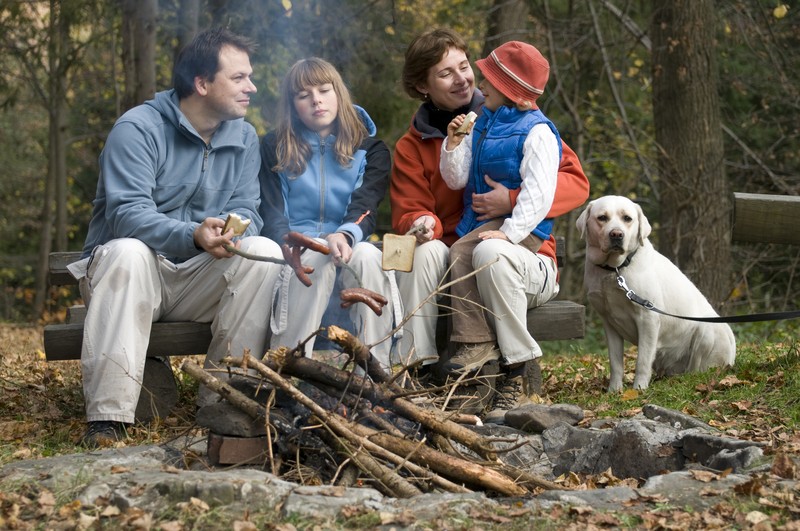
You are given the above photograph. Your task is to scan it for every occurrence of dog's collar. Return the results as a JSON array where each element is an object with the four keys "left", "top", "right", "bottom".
[{"left": 597, "top": 249, "right": 637, "bottom": 272}]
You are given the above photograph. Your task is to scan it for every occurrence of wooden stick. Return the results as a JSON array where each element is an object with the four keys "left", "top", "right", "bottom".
[
  {"left": 347, "top": 422, "right": 528, "bottom": 497},
  {"left": 324, "top": 326, "right": 499, "bottom": 461},
  {"left": 223, "top": 355, "right": 422, "bottom": 498}
]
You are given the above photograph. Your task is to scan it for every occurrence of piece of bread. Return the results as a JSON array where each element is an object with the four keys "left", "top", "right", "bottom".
[
  {"left": 222, "top": 213, "right": 251, "bottom": 237},
  {"left": 455, "top": 111, "right": 478, "bottom": 136}
]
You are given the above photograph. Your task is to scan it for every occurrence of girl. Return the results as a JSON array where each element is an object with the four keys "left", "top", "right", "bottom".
[
  {"left": 440, "top": 41, "right": 564, "bottom": 420},
  {"left": 259, "top": 58, "right": 394, "bottom": 368}
]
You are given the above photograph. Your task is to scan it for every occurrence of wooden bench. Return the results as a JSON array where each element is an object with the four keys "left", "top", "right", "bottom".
[
  {"left": 43, "top": 237, "right": 585, "bottom": 417},
  {"left": 732, "top": 192, "right": 800, "bottom": 246}
]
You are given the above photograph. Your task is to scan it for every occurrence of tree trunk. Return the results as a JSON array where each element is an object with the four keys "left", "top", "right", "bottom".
[
  {"left": 120, "top": 0, "right": 157, "bottom": 111},
  {"left": 482, "top": 0, "right": 530, "bottom": 57},
  {"left": 176, "top": 0, "right": 200, "bottom": 62},
  {"left": 34, "top": 0, "right": 66, "bottom": 317},
  {"left": 650, "top": 0, "right": 731, "bottom": 306}
]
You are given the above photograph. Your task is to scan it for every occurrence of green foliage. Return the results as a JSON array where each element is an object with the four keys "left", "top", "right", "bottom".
[{"left": 0, "top": 0, "right": 797, "bottom": 321}]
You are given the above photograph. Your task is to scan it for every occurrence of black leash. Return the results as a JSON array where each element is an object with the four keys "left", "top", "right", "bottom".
[{"left": 612, "top": 270, "right": 800, "bottom": 323}]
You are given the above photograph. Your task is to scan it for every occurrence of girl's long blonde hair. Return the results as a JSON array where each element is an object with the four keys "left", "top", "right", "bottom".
[{"left": 273, "top": 57, "right": 367, "bottom": 176}]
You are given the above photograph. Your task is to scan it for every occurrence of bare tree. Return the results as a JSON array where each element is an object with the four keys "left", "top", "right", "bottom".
[
  {"left": 650, "top": 0, "right": 731, "bottom": 306},
  {"left": 120, "top": 0, "right": 157, "bottom": 111},
  {"left": 176, "top": 0, "right": 200, "bottom": 62},
  {"left": 482, "top": 0, "right": 530, "bottom": 57}
]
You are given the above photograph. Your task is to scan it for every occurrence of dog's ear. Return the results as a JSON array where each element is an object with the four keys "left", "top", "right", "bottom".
[
  {"left": 575, "top": 201, "right": 592, "bottom": 240},
  {"left": 636, "top": 203, "right": 652, "bottom": 243}
]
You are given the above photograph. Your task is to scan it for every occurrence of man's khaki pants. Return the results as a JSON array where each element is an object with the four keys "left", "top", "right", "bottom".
[{"left": 72, "top": 236, "right": 283, "bottom": 422}]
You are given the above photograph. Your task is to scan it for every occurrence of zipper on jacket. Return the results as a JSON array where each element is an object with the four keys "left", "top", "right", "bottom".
[
  {"left": 318, "top": 136, "right": 326, "bottom": 232},
  {"left": 182, "top": 144, "right": 211, "bottom": 222}
]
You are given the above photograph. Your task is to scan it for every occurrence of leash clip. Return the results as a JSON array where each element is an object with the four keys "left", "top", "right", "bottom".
[{"left": 615, "top": 273, "right": 635, "bottom": 301}]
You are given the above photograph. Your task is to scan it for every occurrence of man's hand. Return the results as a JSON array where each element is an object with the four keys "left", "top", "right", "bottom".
[
  {"left": 411, "top": 215, "right": 436, "bottom": 244},
  {"left": 194, "top": 217, "right": 236, "bottom": 259},
  {"left": 326, "top": 233, "right": 353, "bottom": 264},
  {"left": 472, "top": 175, "right": 512, "bottom": 221}
]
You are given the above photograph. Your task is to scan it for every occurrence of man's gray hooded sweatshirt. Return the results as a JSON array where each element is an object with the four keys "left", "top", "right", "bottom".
[{"left": 82, "top": 89, "right": 262, "bottom": 263}]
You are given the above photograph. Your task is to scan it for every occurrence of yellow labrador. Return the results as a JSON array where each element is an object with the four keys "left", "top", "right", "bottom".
[{"left": 576, "top": 196, "right": 736, "bottom": 391}]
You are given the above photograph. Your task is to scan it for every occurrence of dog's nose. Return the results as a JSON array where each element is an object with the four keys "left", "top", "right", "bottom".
[{"left": 609, "top": 229, "right": 624, "bottom": 245}]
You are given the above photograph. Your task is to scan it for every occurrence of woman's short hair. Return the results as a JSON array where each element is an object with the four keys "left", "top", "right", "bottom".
[{"left": 401, "top": 28, "right": 469, "bottom": 101}]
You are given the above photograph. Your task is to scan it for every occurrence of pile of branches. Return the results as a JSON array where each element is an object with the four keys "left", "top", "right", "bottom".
[{"left": 181, "top": 326, "right": 563, "bottom": 499}]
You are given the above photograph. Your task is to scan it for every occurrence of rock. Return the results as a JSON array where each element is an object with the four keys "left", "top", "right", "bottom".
[
  {"left": 537, "top": 485, "right": 639, "bottom": 510},
  {"left": 639, "top": 470, "right": 753, "bottom": 510},
  {"left": 706, "top": 446, "right": 764, "bottom": 472},
  {"left": 471, "top": 424, "right": 553, "bottom": 479},
  {"left": 642, "top": 404, "right": 717, "bottom": 432},
  {"left": 542, "top": 422, "right": 612, "bottom": 476},
  {"left": 505, "top": 403, "right": 584, "bottom": 433},
  {"left": 196, "top": 402, "right": 268, "bottom": 437},
  {"left": 604, "top": 419, "right": 686, "bottom": 480},
  {"left": 678, "top": 430, "right": 767, "bottom": 466}
]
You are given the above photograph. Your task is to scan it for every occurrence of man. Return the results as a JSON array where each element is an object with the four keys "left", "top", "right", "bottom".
[{"left": 70, "top": 28, "right": 283, "bottom": 447}]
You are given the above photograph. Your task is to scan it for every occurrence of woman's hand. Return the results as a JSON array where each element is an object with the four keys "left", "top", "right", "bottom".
[
  {"left": 472, "top": 175, "right": 512, "bottom": 221},
  {"left": 478, "top": 230, "right": 509, "bottom": 242},
  {"left": 411, "top": 215, "right": 436, "bottom": 243},
  {"left": 326, "top": 233, "right": 353, "bottom": 264}
]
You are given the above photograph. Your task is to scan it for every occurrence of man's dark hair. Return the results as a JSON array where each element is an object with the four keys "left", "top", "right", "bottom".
[{"left": 172, "top": 27, "right": 256, "bottom": 99}]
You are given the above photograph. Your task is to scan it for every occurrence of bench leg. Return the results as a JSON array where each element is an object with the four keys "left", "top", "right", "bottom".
[{"left": 135, "top": 357, "right": 179, "bottom": 423}]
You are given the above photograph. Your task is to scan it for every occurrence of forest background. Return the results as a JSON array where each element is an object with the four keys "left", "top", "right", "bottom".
[{"left": 0, "top": 0, "right": 797, "bottom": 334}]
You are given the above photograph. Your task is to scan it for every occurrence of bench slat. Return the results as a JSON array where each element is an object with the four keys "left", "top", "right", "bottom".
[
  {"left": 526, "top": 300, "right": 585, "bottom": 341},
  {"left": 43, "top": 300, "right": 584, "bottom": 361},
  {"left": 48, "top": 251, "right": 83, "bottom": 286},
  {"left": 44, "top": 236, "right": 584, "bottom": 362},
  {"left": 44, "top": 321, "right": 213, "bottom": 361},
  {"left": 732, "top": 192, "right": 800, "bottom": 245}
]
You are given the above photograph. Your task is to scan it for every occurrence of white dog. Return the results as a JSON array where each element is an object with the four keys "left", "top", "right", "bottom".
[{"left": 576, "top": 196, "right": 736, "bottom": 391}]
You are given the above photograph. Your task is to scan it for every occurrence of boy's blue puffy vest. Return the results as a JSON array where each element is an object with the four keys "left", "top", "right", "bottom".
[{"left": 456, "top": 105, "right": 562, "bottom": 240}]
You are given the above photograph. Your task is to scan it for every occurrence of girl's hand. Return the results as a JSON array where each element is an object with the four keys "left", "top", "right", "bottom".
[
  {"left": 445, "top": 114, "right": 469, "bottom": 150},
  {"left": 326, "top": 233, "right": 353, "bottom": 264},
  {"left": 478, "top": 230, "right": 509, "bottom": 242}
]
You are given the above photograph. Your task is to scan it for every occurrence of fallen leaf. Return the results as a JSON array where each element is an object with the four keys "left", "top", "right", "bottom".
[
  {"left": 770, "top": 452, "right": 797, "bottom": 479},
  {"left": 621, "top": 389, "right": 639, "bottom": 401},
  {"left": 101, "top": 505, "right": 121, "bottom": 517},
  {"left": 690, "top": 469, "right": 719, "bottom": 483},
  {"left": 745, "top": 510, "right": 769, "bottom": 524},
  {"left": 718, "top": 375, "right": 746, "bottom": 387},
  {"left": 734, "top": 476, "right": 765, "bottom": 496}
]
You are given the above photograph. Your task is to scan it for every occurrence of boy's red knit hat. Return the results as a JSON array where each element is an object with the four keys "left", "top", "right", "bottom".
[{"left": 475, "top": 41, "right": 549, "bottom": 109}]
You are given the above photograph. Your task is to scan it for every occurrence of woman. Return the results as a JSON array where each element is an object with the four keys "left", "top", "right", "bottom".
[
  {"left": 259, "top": 58, "right": 394, "bottom": 368},
  {"left": 391, "top": 29, "right": 590, "bottom": 415}
]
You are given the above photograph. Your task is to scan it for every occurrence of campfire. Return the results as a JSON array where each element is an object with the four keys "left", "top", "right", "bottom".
[{"left": 182, "top": 325, "right": 561, "bottom": 499}]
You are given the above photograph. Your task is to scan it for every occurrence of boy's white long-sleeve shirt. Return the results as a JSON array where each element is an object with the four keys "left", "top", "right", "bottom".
[{"left": 440, "top": 122, "right": 560, "bottom": 244}]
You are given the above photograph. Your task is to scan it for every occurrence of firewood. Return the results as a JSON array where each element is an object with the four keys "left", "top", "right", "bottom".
[
  {"left": 323, "top": 326, "right": 499, "bottom": 461},
  {"left": 347, "top": 422, "right": 528, "bottom": 497},
  {"left": 221, "top": 354, "right": 422, "bottom": 498}
]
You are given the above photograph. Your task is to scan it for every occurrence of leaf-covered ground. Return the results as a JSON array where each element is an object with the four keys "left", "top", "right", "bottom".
[{"left": 0, "top": 323, "right": 799, "bottom": 529}]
